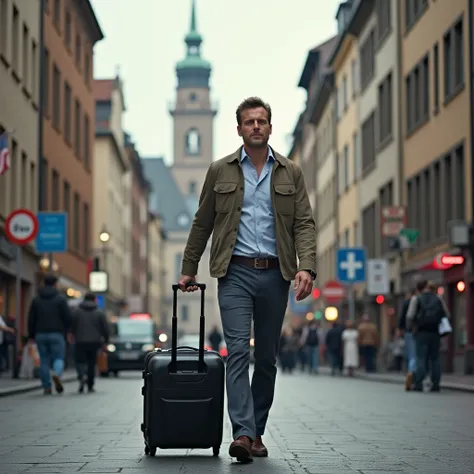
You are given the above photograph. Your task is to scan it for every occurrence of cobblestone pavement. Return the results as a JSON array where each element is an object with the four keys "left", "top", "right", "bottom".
[{"left": 1, "top": 370, "right": 473, "bottom": 473}]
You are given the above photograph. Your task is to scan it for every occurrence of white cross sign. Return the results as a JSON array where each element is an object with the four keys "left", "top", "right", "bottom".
[{"left": 336, "top": 247, "right": 366, "bottom": 284}]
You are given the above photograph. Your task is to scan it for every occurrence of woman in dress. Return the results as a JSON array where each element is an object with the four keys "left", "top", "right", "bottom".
[{"left": 342, "top": 320, "right": 359, "bottom": 376}]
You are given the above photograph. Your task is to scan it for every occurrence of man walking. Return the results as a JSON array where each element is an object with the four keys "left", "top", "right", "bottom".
[
  {"left": 70, "top": 292, "right": 109, "bottom": 393},
  {"left": 178, "top": 97, "right": 316, "bottom": 463},
  {"left": 406, "top": 280, "right": 446, "bottom": 392},
  {"left": 28, "top": 274, "right": 72, "bottom": 395}
]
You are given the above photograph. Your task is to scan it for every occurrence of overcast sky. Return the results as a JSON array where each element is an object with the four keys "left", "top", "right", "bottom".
[{"left": 90, "top": 0, "right": 341, "bottom": 164}]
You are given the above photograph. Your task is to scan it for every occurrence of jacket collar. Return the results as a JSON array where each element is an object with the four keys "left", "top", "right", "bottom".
[{"left": 226, "top": 145, "right": 287, "bottom": 166}]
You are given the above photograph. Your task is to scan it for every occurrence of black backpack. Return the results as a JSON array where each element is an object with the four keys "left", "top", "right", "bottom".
[
  {"left": 415, "top": 292, "right": 444, "bottom": 331},
  {"left": 306, "top": 328, "right": 319, "bottom": 346}
]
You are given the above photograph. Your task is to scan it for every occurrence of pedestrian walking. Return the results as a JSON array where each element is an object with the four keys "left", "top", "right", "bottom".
[
  {"left": 27, "top": 274, "right": 72, "bottom": 395},
  {"left": 357, "top": 315, "right": 379, "bottom": 372},
  {"left": 325, "top": 322, "right": 344, "bottom": 376},
  {"left": 70, "top": 292, "right": 109, "bottom": 393},
  {"left": 0, "top": 314, "right": 15, "bottom": 374},
  {"left": 208, "top": 325, "right": 223, "bottom": 352},
  {"left": 178, "top": 97, "right": 316, "bottom": 463},
  {"left": 300, "top": 320, "right": 320, "bottom": 373},
  {"left": 406, "top": 279, "right": 448, "bottom": 392},
  {"left": 342, "top": 320, "right": 359, "bottom": 376}
]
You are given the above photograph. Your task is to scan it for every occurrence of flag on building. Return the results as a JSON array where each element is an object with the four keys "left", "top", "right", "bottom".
[{"left": 0, "top": 132, "right": 10, "bottom": 176}]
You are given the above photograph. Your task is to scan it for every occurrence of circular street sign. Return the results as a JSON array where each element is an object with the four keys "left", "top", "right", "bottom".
[
  {"left": 321, "top": 280, "right": 345, "bottom": 304},
  {"left": 5, "top": 208, "right": 39, "bottom": 246}
]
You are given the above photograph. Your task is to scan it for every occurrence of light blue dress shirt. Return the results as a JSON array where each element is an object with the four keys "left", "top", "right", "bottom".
[{"left": 233, "top": 146, "right": 278, "bottom": 258}]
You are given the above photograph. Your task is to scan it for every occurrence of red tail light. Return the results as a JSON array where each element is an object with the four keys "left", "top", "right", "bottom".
[
  {"left": 219, "top": 347, "right": 228, "bottom": 357},
  {"left": 204, "top": 345, "right": 212, "bottom": 351}
]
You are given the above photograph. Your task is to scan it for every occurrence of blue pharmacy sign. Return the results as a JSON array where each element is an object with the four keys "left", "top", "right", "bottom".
[{"left": 36, "top": 212, "right": 68, "bottom": 253}]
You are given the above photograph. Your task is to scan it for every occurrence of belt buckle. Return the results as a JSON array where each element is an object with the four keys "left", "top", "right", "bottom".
[{"left": 254, "top": 258, "right": 268, "bottom": 269}]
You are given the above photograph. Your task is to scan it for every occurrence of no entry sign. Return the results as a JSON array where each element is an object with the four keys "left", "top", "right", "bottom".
[
  {"left": 321, "top": 280, "right": 345, "bottom": 305},
  {"left": 5, "top": 208, "right": 39, "bottom": 246}
]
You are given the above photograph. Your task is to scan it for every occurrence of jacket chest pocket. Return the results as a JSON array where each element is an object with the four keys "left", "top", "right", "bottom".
[
  {"left": 214, "top": 182, "right": 238, "bottom": 213},
  {"left": 274, "top": 183, "right": 296, "bottom": 215}
]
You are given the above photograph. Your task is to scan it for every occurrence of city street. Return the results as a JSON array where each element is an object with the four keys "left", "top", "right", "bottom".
[{"left": 1, "top": 371, "right": 473, "bottom": 474}]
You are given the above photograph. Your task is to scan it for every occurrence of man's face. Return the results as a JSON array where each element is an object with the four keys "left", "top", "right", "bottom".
[{"left": 237, "top": 107, "right": 272, "bottom": 149}]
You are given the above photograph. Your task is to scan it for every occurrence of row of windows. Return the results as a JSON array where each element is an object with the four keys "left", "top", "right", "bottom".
[
  {"left": 45, "top": 0, "right": 91, "bottom": 87},
  {"left": 40, "top": 159, "right": 90, "bottom": 257},
  {"left": 0, "top": 125, "right": 36, "bottom": 217},
  {"left": 407, "top": 143, "right": 465, "bottom": 247},
  {"left": 336, "top": 142, "right": 465, "bottom": 259},
  {"left": 43, "top": 48, "right": 91, "bottom": 170},
  {"left": 0, "top": 0, "right": 39, "bottom": 105},
  {"left": 405, "top": 15, "right": 464, "bottom": 134}
]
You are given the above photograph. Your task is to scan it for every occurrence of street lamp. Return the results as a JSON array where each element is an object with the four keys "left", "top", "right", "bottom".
[{"left": 99, "top": 227, "right": 110, "bottom": 244}]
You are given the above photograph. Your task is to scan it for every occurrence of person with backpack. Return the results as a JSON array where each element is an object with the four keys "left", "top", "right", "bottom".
[
  {"left": 301, "top": 320, "right": 320, "bottom": 373},
  {"left": 406, "top": 279, "right": 447, "bottom": 392},
  {"left": 28, "top": 274, "right": 72, "bottom": 395}
]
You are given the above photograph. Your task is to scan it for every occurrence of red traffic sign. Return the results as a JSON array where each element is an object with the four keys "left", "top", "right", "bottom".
[
  {"left": 5, "top": 208, "right": 39, "bottom": 246},
  {"left": 321, "top": 280, "right": 345, "bottom": 304}
]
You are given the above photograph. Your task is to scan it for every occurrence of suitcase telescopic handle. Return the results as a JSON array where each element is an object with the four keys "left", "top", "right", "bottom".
[{"left": 170, "top": 283, "right": 206, "bottom": 373}]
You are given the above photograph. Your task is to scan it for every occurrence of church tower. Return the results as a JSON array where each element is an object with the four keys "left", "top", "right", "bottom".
[{"left": 170, "top": 0, "right": 217, "bottom": 204}]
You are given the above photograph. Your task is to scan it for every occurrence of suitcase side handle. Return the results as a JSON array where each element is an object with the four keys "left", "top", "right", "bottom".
[{"left": 170, "top": 283, "right": 206, "bottom": 373}]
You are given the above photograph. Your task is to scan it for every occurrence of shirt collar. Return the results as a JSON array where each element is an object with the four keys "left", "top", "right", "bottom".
[{"left": 240, "top": 146, "right": 274, "bottom": 163}]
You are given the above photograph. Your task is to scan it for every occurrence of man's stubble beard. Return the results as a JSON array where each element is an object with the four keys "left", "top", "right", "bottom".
[{"left": 243, "top": 135, "right": 269, "bottom": 149}]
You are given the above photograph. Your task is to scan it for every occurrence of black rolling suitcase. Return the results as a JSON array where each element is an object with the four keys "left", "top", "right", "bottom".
[{"left": 141, "top": 283, "right": 225, "bottom": 457}]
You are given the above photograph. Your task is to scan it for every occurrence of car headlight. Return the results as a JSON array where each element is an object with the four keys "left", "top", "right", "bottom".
[
  {"left": 142, "top": 344, "right": 155, "bottom": 352},
  {"left": 107, "top": 344, "right": 116, "bottom": 352}
]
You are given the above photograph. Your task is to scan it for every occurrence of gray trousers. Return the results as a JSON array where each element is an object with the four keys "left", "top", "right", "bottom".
[{"left": 218, "top": 263, "right": 290, "bottom": 440}]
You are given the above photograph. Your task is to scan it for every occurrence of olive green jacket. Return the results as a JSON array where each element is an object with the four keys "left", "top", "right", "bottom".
[{"left": 181, "top": 147, "right": 316, "bottom": 281}]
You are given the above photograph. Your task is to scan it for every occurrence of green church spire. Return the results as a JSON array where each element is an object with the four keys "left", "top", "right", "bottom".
[{"left": 176, "top": 0, "right": 211, "bottom": 88}]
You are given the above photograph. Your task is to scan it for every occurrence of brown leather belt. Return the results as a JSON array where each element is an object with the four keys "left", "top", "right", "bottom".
[{"left": 230, "top": 255, "right": 279, "bottom": 270}]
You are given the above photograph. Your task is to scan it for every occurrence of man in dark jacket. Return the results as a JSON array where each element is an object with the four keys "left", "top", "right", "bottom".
[
  {"left": 325, "top": 322, "right": 344, "bottom": 376},
  {"left": 406, "top": 280, "right": 447, "bottom": 392},
  {"left": 70, "top": 292, "right": 109, "bottom": 393},
  {"left": 28, "top": 274, "right": 72, "bottom": 394}
]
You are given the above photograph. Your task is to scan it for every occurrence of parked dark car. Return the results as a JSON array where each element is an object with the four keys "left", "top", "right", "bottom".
[{"left": 102, "top": 318, "right": 156, "bottom": 376}]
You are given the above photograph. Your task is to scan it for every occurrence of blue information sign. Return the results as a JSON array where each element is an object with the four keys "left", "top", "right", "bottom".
[
  {"left": 336, "top": 247, "right": 366, "bottom": 284},
  {"left": 36, "top": 212, "right": 68, "bottom": 253}
]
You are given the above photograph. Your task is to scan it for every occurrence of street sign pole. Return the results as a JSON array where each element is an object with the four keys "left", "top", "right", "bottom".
[
  {"left": 348, "top": 285, "right": 355, "bottom": 322},
  {"left": 48, "top": 251, "right": 53, "bottom": 271},
  {"left": 12, "top": 246, "right": 22, "bottom": 379}
]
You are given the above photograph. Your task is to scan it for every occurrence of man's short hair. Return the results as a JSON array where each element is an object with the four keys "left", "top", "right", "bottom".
[
  {"left": 43, "top": 273, "right": 58, "bottom": 286},
  {"left": 83, "top": 291, "right": 96, "bottom": 302},
  {"left": 236, "top": 97, "right": 272, "bottom": 126},
  {"left": 416, "top": 279, "right": 428, "bottom": 292}
]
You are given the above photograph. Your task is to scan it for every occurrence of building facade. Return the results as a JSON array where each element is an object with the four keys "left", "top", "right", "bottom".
[
  {"left": 147, "top": 211, "right": 166, "bottom": 327},
  {"left": 346, "top": 0, "right": 403, "bottom": 342},
  {"left": 41, "top": 0, "right": 103, "bottom": 298},
  {"left": 93, "top": 77, "right": 129, "bottom": 314},
  {"left": 329, "top": 1, "right": 362, "bottom": 316},
  {"left": 163, "top": 0, "right": 220, "bottom": 333},
  {"left": 400, "top": 0, "right": 473, "bottom": 373},
  {"left": 298, "top": 37, "right": 339, "bottom": 295},
  {"left": 125, "top": 134, "right": 150, "bottom": 314},
  {"left": 0, "top": 0, "right": 41, "bottom": 335}
]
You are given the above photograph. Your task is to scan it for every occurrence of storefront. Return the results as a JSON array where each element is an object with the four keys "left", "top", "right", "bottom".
[
  {"left": 401, "top": 250, "right": 473, "bottom": 374},
  {"left": 0, "top": 233, "right": 39, "bottom": 338}
]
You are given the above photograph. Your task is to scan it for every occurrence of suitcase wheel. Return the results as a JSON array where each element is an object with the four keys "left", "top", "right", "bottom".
[
  {"left": 212, "top": 446, "right": 220, "bottom": 457},
  {"left": 144, "top": 445, "right": 156, "bottom": 457}
]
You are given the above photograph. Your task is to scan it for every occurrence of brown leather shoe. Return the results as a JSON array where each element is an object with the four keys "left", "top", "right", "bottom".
[
  {"left": 251, "top": 437, "right": 268, "bottom": 457},
  {"left": 229, "top": 436, "right": 253, "bottom": 463}
]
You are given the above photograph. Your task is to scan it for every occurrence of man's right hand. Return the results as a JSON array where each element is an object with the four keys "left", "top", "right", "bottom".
[{"left": 178, "top": 274, "right": 199, "bottom": 292}]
